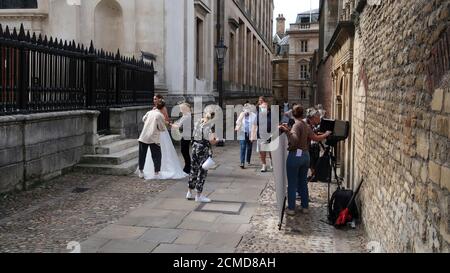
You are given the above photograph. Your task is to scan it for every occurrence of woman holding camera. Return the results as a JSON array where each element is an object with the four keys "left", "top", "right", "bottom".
[{"left": 279, "top": 105, "right": 331, "bottom": 216}]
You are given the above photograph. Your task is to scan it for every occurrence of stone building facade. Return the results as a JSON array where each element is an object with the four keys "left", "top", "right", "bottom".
[
  {"left": 287, "top": 10, "right": 320, "bottom": 107},
  {"left": 0, "top": 0, "right": 274, "bottom": 106},
  {"left": 317, "top": 0, "right": 450, "bottom": 252},
  {"left": 220, "top": 0, "right": 274, "bottom": 105},
  {"left": 272, "top": 14, "right": 288, "bottom": 103},
  {"left": 272, "top": 10, "right": 320, "bottom": 107}
]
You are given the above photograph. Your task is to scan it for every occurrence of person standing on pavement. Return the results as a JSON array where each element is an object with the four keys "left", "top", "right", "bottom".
[
  {"left": 279, "top": 105, "right": 331, "bottom": 216},
  {"left": 171, "top": 103, "right": 193, "bottom": 174},
  {"left": 235, "top": 103, "right": 258, "bottom": 169},
  {"left": 186, "top": 110, "right": 218, "bottom": 203},
  {"left": 138, "top": 101, "right": 167, "bottom": 179},
  {"left": 305, "top": 108, "right": 322, "bottom": 181},
  {"left": 257, "top": 97, "right": 273, "bottom": 173}
]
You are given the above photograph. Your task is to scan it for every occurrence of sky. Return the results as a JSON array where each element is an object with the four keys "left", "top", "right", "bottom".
[{"left": 273, "top": 0, "right": 320, "bottom": 34}]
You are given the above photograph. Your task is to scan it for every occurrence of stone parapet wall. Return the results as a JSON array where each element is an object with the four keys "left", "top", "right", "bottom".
[
  {"left": 0, "top": 110, "right": 99, "bottom": 193},
  {"left": 110, "top": 106, "right": 152, "bottom": 139}
]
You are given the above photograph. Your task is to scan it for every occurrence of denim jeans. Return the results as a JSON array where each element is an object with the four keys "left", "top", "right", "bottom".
[
  {"left": 286, "top": 151, "right": 310, "bottom": 210},
  {"left": 240, "top": 133, "right": 253, "bottom": 164}
]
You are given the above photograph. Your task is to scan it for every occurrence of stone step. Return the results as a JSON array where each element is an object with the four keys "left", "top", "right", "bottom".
[
  {"left": 75, "top": 158, "right": 138, "bottom": 176},
  {"left": 98, "top": 135, "right": 123, "bottom": 146},
  {"left": 96, "top": 139, "right": 138, "bottom": 155},
  {"left": 80, "top": 146, "right": 139, "bottom": 165}
]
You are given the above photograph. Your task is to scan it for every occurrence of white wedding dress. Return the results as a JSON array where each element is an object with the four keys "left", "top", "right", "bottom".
[{"left": 142, "top": 130, "right": 188, "bottom": 180}]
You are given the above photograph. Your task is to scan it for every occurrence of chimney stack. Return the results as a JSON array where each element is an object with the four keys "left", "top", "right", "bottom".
[{"left": 276, "top": 14, "right": 286, "bottom": 36}]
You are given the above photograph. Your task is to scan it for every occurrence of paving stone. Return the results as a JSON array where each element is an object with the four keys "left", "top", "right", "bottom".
[
  {"left": 178, "top": 220, "right": 216, "bottom": 232},
  {"left": 152, "top": 198, "right": 200, "bottom": 211},
  {"left": 95, "top": 225, "right": 148, "bottom": 240},
  {"left": 200, "top": 202, "right": 243, "bottom": 214},
  {"left": 199, "top": 232, "right": 243, "bottom": 248},
  {"left": 195, "top": 245, "right": 236, "bottom": 253},
  {"left": 216, "top": 215, "right": 252, "bottom": 224},
  {"left": 98, "top": 239, "right": 158, "bottom": 253},
  {"left": 174, "top": 230, "right": 208, "bottom": 245},
  {"left": 152, "top": 244, "right": 198, "bottom": 253},
  {"left": 80, "top": 237, "right": 110, "bottom": 253},
  {"left": 128, "top": 207, "right": 175, "bottom": 218},
  {"left": 135, "top": 214, "right": 186, "bottom": 229},
  {"left": 184, "top": 211, "right": 222, "bottom": 223},
  {"left": 138, "top": 228, "right": 182, "bottom": 243}
]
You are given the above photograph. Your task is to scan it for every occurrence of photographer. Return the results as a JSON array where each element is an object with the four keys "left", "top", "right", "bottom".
[
  {"left": 305, "top": 108, "right": 322, "bottom": 181},
  {"left": 279, "top": 106, "right": 331, "bottom": 216}
]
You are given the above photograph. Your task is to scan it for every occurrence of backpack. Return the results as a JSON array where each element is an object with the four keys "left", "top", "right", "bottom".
[{"left": 328, "top": 188, "right": 359, "bottom": 226}]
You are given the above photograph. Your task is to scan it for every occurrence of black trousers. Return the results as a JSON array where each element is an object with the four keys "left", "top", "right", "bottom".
[
  {"left": 181, "top": 139, "right": 192, "bottom": 174},
  {"left": 139, "top": 142, "right": 162, "bottom": 173}
]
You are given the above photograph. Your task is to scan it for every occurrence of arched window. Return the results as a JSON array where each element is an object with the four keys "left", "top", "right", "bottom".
[{"left": 0, "top": 0, "right": 38, "bottom": 9}]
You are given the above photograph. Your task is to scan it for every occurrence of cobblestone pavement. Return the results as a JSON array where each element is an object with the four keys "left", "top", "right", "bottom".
[
  {"left": 0, "top": 172, "right": 175, "bottom": 253},
  {"left": 0, "top": 142, "right": 368, "bottom": 253},
  {"left": 236, "top": 181, "right": 369, "bottom": 253}
]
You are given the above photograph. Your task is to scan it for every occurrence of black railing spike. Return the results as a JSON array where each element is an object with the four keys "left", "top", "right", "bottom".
[
  {"left": 59, "top": 39, "right": 64, "bottom": 49},
  {"left": 43, "top": 35, "right": 48, "bottom": 45},
  {"left": 12, "top": 27, "right": 18, "bottom": 39},
  {"left": 81, "top": 44, "right": 85, "bottom": 52},
  {"left": 0, "top": 24, "right": 3, "bottom": 37},
  {"left": 19, "top": 24, "right": 26, "bottom": 40},
  {"left": 116, "top": 49, "right": 121, "bottom": 60},
  {"left": 31, "top": 32, "right": 37, "bottom": 43},
  {"left": 64, "top": 40, "right": 68, "bottom": 49},
  {"left": 89, "top": 40, "right": 95, "bottom": 53},
  {"left": 37, "top": 33, "right": 42, "bottom": 43},
  {"left": 4, "top": 25, "right": 10, "bottom": 38},
  {"left": 48, "top": 36, "right": 53, "bottom": 47},
  {"left": 26, "top": 30, "right": 31, "bottom": 42}
]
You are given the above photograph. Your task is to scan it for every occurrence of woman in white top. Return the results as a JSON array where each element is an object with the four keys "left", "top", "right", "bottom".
[
  {"left": 139, "top": 95, "right": 188, "bottom": 180},
  {"left": 235, "top": 103, "right": 258, "bottom": 169}
]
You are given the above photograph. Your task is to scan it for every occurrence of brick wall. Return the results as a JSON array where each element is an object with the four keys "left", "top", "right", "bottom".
[{"left": 353, "top": 0, "right": 450, "bottom": 252}]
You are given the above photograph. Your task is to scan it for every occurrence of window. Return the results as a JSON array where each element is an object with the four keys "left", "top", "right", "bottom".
[
  {"left": 229, "top": 32, "right": 235, "bottom": 82},
  {"left": 196, "top": 17, "right": 204, "bottom": 79},
  {"left": 301, "top": 89, "right": 307, "bottom": 100},
  {"left": 300, "top": 24, "right": 310, "bottom": 29},
  {"left": 300, "top": 64, "right": 309, "bottom": 80},
  {"left": 300, "top": 40, "right": 308, "bottom": 52},
  {"left": 0, "top": 0, "right": 37, "bottom": 9}
]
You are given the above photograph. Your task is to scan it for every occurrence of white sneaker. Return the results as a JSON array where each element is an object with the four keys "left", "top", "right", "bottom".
[
  {"left": 154, "top": 173, "right": 162, "bottom": 180},
  {"left": 138, "top": 170, "right": 144, "bottom": 179},
  {"left": 195, "top": 195, "right": 211, "bottom": 203},
  {"left": 186, "top": 190, "right": 194, "bottom": 200},
  {"left": 261, "top": 165, "right": 267, "bottom": 173}
]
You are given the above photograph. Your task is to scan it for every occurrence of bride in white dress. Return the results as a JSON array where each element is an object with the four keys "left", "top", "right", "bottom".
[{"left": 141, "top": 95, "right": 188, "bottom": 180}]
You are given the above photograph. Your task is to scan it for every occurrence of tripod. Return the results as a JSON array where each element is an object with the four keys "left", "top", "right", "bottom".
[{"left": 319, "top": 141, "right": 343, "bottom": 223}]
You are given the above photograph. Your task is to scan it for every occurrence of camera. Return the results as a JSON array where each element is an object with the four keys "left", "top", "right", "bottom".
[{"left": 319, "top": 119, "right": 350, "bottom": 144}]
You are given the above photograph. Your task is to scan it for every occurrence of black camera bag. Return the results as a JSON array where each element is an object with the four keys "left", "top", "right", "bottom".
[{"left": 328, "top": 188, "right": 359, "bottom": 225}]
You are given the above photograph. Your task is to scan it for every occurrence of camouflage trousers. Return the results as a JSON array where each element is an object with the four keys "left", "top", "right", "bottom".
[{"left": 189, "top": 141, "right": 211, "bottom": 193}]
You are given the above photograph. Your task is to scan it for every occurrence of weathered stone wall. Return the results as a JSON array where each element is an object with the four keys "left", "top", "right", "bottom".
[
  {"left": 110, "top": 106, "right": 152, "bottom": 139},
  {"left": 353, "top": 0, "right": 450, "bottom": 252},
  {"left": 317, "top": 55, "right": 333, "bottom": 118},
  {"left": 0, "top": 111, "right": 99, "bottom": 193}
]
